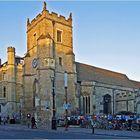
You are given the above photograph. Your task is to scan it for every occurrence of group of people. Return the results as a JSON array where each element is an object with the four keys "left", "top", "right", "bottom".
[
  {"left": 0, "top": 116, "right": 10, "bottom": 125},
  {"left": 27, "top": 114, "right": 37, "bottom": 129}
]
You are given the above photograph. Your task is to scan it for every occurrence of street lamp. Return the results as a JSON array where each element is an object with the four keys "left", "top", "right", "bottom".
[
  {"left": 51, "top": 74, "right": 57, "bottom": 130},
  {"left": 64, "top": 71, "right": 68, "bottom": 131},
  {"left": 51, "top": 20, "right": 56, "bottom": 130},
  {"left": 134, "top": 89, "right": 139, "bottom": 114},
  {"left": 112, "top": 89, "right": 115, "bottom": 115}
]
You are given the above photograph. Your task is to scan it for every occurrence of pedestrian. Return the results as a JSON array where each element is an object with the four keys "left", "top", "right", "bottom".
[
  {"left": 7, "top": 115, "right": 10, "bottom": 124},
  {"left": 31, "top": 116, "right": 36, "bottom": 129},
  {"left": 27, "top": 113, "right": 31, "bottom": 128},
  {"left": 0, "top": 116, "right": 1, "bottom": 125},
  {"left": 3, "top": 117, "right": 6, "bottom": 125},
  {"left": 91, "top": 119, "right": 96, "bottom": 134}
]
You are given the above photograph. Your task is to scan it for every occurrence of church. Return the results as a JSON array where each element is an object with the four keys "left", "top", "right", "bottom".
[{"left": 0, "top": 2, "right": 140, "bottom": 128}]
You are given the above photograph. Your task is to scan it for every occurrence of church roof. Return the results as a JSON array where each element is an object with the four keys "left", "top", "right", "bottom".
[
  {"left": 15, "top": 55, "right": 23, "bottom": 59},
  {"left": 76, "top": 62, "right": 135, "bottom": 88},
  {"left": 130, "top": 80, "right": 140, "bottom": 89}
]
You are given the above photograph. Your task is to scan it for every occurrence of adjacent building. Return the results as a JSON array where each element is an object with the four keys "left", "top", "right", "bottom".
[
  {"left": 76, "top": 62, "right": 140, "bottom": 115},
  {"left": 0, "top": 47, "right": 23, "bottom": 118}
]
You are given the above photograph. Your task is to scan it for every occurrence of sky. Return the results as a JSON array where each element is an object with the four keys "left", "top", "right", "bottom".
[{"left": 0, "top": 1, "right": 140, "bottom": 81}]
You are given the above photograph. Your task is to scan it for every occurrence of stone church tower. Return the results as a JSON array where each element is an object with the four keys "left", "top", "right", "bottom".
[{"left": 23, "top": 2, "right": 76, "bottom": 128}]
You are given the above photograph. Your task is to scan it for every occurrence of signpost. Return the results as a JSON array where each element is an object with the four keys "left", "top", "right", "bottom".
[
  {"left": 64, "top": 71, "right": 68, "bottom": 131},
  {"left": 63, "top": 103, "right": 71, "bottom": 110}
]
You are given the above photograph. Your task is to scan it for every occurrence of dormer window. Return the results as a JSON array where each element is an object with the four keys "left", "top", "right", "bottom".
[{"left": 57, "top": 30, "right": 62, "bottom": 42}]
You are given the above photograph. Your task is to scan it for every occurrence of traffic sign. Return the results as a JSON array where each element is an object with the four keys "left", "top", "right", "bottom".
[{"left": 63, "top": 103, "right": 71, "bottom": 110}]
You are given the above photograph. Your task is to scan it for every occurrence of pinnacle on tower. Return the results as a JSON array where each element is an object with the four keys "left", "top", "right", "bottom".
[
  {"left": 27, "top": 18, "right": 30, "bottom": 25},
  {"left": 43, "top": 1, "right": 47, "bottom": 11},
  {"left": 69, "top": 13, "right": 72, "bottom": 20},
  {"left": 0, "top": 58, "right": 1, "bottom": 68}
]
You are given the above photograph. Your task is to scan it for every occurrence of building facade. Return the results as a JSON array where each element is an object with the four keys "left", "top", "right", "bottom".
[
  {"left": 22, "top": 2, "right": 77, "bottom": 128},
  {"left": 76, "top": 62, "right": 140, "bottom": 116},
  {"left": 0, "top": 47, "right": 23, "bottom": 119},
  {"left": 0, "top": 2, "right": 140, "bottom": 128}
]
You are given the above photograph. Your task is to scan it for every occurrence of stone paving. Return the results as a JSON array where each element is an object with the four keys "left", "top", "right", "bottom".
[{"left": 0, "top": 124, "right": 140, "bottom": 139}]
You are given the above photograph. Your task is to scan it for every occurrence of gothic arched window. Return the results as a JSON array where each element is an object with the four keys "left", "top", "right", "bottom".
[
  {"left": 103, "top": 94, "right": 111, "bottom": 114},
  {"left": 3, "top": 86, "right": 6, "bottom": 98}
]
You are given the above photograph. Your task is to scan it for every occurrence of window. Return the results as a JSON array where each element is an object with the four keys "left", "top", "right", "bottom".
[
  {"left": 2, "top": 72, "right": 6, "bottom": 81},
  {"left": 57, "top": 30, "right": 62, "bottom": 42},
  {"left": 93, "top": 105, "right": 96, "bottom": 110},
  {"left": 59, "top": 57, "right": 62, "bottom": 66},
  {"left": 85, "top": 96, "right": 88, "bottom": 114},
  {"left": 103, "top": 94, "right": 111, "bottom": 114},
  {"left": 3, "top": 87, "right": 6, "bottom": 98},
  {"left": 33, "top": 33, "right": 36, "bottom": 46},
  {"left": 88, "top": 96, "right": 90, "bottom": 114},
  {"left": 129, "top": 92, "right": 132, "bottom": 96},
  {"left": 83, "top": 96, "right": 90, "bottom": 115}
]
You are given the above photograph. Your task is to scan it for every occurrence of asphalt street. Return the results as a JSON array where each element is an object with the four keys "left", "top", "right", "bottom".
[{"left": 0, "top": 124, "right": 139, "bottom": 139}]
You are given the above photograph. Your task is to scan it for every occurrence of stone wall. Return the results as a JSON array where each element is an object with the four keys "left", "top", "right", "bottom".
[
  {"left": 0, "top": 48, "right": 23, "bottom": 118},
  {"left": 78, "top": 81, "right": 136, "bottom": 115}
]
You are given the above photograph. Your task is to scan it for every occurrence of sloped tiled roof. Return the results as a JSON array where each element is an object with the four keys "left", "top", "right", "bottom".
[
  {"left": 1, "top": 61, "right": 7, "bottom": 67},
  {"left": 76, "top": 62, "right": 135, "bottom": 88},
  {"left": 15, "top": 55, "right": 23, "bottom": 59},
  {"left": 130, "top": 80, "right": 140, "bottom": 89}
]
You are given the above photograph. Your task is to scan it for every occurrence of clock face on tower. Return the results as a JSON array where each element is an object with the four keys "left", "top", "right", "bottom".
[{"left": 32, "top": 58, "right": 38, "bottom": 68}]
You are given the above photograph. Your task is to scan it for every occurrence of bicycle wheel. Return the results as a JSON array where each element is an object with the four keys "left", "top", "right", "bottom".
[{"left": 131, "top": 124, "right": 139, "bottom": 131}]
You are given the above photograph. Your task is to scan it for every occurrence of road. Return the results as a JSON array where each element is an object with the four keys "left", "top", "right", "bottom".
[{"left": 0, "top": 124, "right": 139, "bottom": 139}]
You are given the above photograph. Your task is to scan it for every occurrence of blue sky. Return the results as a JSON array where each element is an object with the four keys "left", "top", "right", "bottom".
[{"left": 0, "top": 1, "right": 140, "bottom": 81}]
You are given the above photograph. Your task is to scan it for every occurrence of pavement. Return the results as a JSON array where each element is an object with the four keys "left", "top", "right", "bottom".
[{"left": 0, "top": 124, "right": 140, "bottom": 139}]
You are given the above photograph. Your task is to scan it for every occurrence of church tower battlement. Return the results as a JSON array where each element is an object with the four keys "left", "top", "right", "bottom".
[
  {"left": 27, "top": 1, "right": 73, "bottom": 53},
  {"left": 27, "top": 2, "right": 72, "bottom": 31}
]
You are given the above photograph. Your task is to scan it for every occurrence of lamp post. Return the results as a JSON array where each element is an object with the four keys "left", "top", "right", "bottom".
[
  {"left": 64, "top": 71, "right": 68, "bottom": 131},
  {"left": 112, "top": 89, "right": 115, "bottom": 115},
  {"left": 134, "top": 89, "right": 138, "bottom": 114},
  {"left": 51, "top": 20, "right": 56, "bottom": 130},
  {"left": 51, "top": 74, "right": 57, "bottom": 130}
]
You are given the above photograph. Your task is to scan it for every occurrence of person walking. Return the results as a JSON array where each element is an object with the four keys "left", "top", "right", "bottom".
[
  {"left": 3, "top": 117, "right": 6, "bottom": 125},
  {"left": 91, "top": 118, "right": 96, "bottom": 134},
  {"left": 7, "top": 115, "right": 10, "bottom": 124},
  {"left": 0, "top": 116, "right": 1, "bottom": 125},
  {"left": 31, "top": 116, "right": 36, "bottom": 129},
  {"left": 27, "top": 113, "right": 31, "bottom": 128}
]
